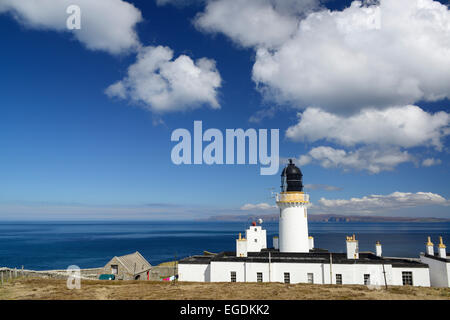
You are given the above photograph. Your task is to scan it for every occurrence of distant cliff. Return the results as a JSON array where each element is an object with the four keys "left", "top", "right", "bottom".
[{"left": 201, "top": 214, "right": 450, "bottom": 223}]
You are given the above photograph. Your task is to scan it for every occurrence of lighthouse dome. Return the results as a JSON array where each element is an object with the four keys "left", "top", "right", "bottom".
[{"left": 281, "top": 159, "right": 303, "bottom": 192}]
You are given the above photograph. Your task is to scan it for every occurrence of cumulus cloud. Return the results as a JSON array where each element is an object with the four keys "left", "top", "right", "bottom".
[
  {"left": 194, "top": 0, "right": 319, "bottom": 48},
  {"left": 286, "top": 106, "right": 450, "bottom": 150},
  {"left": 422, "top": 158, "right": 442, "bottom": 167},
  {"left": 297, "top": 146, "right": 414, "bottom": 174},
  {"left": 318, "top": 191, "right": 449, "bottom": 214},
  {"left": 105, "top": 46, "right": 222, "bottom": 112},
  {"left": 240, "top": 203, "right": 276, "bottom": 211},
  {"left": 0, "top": 0, "right": 142, "bottom": 54},
  {"left": 253, "top": 0, "right": 450, "bottom": 113}
]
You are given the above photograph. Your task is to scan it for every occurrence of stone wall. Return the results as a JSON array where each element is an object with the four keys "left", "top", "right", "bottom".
[
  {"left": 0, "top": 267, "right": 103, "bottom": 283},
  {"left": 149, "top": 266, "right": 177, "bottom": 281},
  {"left": 0, "top": 265, "right": 177, "bottom": 282}
]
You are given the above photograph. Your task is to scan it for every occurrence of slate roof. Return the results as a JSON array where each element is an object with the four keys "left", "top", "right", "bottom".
[
  {"left": 179, "top": 249, "right": 428, "bottom": 268},
  {"left": 115, "top": 251, "right": 152, "bottom": 275},
  {"left": 422, "top": 253, "right": 450, "bottom": 263}
]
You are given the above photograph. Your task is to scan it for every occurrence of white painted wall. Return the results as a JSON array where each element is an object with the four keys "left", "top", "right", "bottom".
[
  {"left": 178, "top": 263, "right": 210, "bottom": 282},
  {"left": 270, "top": 262, "right": 324, "bottom": 284},
  {"left": 236, "top": 239, "right": 247, "bottom": 257},
  {"left": 278, "top": 204, "right": 309, "bottom": 253},
  {"left": 245, "top": 226, "right": 267, "bottom": 252},
  {"left": 308, "top": 237, "right": 314, "bottom": 250},
  {"left": 210, "top": 261, "right": 245, "bottom": 282},
  {"left": 391, "top": 267, "right": 430, "bottom": 287},
  {"left": 180, "top": 261, "right": 430, "bottom": 287},
  {"left": 346, "top": 240, "right": 359, "bottom": 259},
  {"left": 273, "top": 237, "right": 279, "bottom": 250},
  {"left": 439, "top": 247, "right": 447, "bottom": 259},
  {"left": 324, "top": 263, "right": 392, "bottom": 286},
  {"left": 376, "top": 244, "right": 382, "bottom": 257},
  {"left": 420, "top": 254, "right": 449, "bottom": 287}
]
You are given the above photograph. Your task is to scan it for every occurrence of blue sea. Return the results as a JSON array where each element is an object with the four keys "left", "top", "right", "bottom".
[{"left": 0, "top": 221, "right": 449, "bottom": 270}]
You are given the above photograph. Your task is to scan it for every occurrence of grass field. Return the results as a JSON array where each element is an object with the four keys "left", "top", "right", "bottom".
[{"left": 0, "top": 278, "right": 449, "bottom": 300}]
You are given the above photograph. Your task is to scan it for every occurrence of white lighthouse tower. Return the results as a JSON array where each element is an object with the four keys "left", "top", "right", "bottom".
[{"left": 276, "top": 159, "right": 310, "bottom": 253}]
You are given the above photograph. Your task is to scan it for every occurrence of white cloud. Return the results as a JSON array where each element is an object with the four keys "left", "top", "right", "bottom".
[
  {"left": 318, "top": 191, "right": 449, "bottom": 214},
  {"left": 105, "top": 46, "right": 222, "bottom": 112},
  {"left": 0, "top": 0, "right": 142, "bottom": 54},
  {"left": 297, "top": 146, "right": 414, "bottom": 174},
  {"left": 240, "top": 203, "right": 276, "bottom": 211},
  {"left": 194, "top": 0, "right": 319, "bottom": 48},
  {"left": 286, "top": 106, "right": 450, "bottom": 150},
  {"left": 422, "top": 158, "right": 442, "bottom": 167},
  {"left": 252, "top": 0, "right": 450, "bottom": 113}
]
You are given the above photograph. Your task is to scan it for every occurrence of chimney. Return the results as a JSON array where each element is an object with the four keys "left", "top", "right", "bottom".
[
  {"left": 273, "top": 236, "right": 279, "bottom": 250},
  {"left": 236, "top": 233, "right": 247, "bottom": 257},
  {"left": 375, "top": 241, "right": 382, "bottom": 257},
  {"left": 346, "top": 234, "right": 359, "bottom": 259},
  {"left": 426, "top": 236, "right": 434, "bottom": 256},
  {"left": 438, "top": 236, "right": 447, "bottom": 258},
  {"left": 308, "top": 236, "right": 314, "bottom": 250}
]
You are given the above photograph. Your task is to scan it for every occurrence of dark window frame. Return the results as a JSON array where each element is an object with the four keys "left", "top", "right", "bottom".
[
  {"left": 257, "top": 272, "right": 263, "bottom": 282},
  {"left": 230, "top": 271, "right": 237, "bottom": 282},
  {"left": 364, "top": 274, "right": 370, "bottom": 285},
  {"left": 284, "top": 272, "right": 290, "bottom": 284},
  {"left": 402, "top": 271, "right": 413, "bottom": 286}
]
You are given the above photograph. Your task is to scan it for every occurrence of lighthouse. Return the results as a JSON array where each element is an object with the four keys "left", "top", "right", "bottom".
[{"left": 276, "top": 159, "right": 310, "bottom": 253}]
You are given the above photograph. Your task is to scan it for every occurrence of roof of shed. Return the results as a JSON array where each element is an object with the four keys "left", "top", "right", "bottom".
[{"left": 114, "top": 251, "right": 152, "bottom": 275}]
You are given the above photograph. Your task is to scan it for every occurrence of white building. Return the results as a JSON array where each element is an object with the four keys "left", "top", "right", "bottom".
[
  {"left": 179, "top": 160, "right": 446, "bottom": 287},
  {"left": 420, "top": 237, "right": 450, "bottom": 287}
]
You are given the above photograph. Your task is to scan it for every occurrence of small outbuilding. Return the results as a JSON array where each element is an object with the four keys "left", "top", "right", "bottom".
[{"left": 103, "top": 251, "right": 151, "bottom": 280}]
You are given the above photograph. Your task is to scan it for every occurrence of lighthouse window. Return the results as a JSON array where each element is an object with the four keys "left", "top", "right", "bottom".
[
  {"left": 364, "top": 274, "right": 371, "bottom": 285},
  {"left": 230, "top": 271, "right": 237, "bottom": 282},
  {"left": 257, "top": 272, "right": 263, "bottom": 282},
  {"left": 336, "top": 274, "right": 342, "bottom": 285},
  {"left": 284, "top": 272, "right": 290, "bottom": 284},
  {"left": 402, "top": 272, "right": 413, "bottom": 286},
  {"left": 254, "top": 239, "right": 257, "bottom": 243}
]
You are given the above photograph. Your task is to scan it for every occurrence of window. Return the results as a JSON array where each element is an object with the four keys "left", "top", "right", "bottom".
[
  {"left": 254, "top": 228, "right": 257, "bottom": 232},
  {"left": 254, "top": 239, "right": 258, "bottom": 243},
  {"left": 257, "top": 272, "right": 263, "bottom": 282},
  {"left": 364, "top": 274, "right": 370, "bottom": 285},
  {"left": 307, "top": 273, "right": 314, "bottom": 284},
  {"left": 402, "top": 271, "right": 413, "bottom": 286},
  {"left": 230, "top": 271, "right": 236, "bottom": 282},
  {"left": 335, "top": 274, "right": 342, "bottom": 285},
  {"left": 284, "top": 272, "right": 290, "bottom": 284},
  {"left": 111, "top": 265, "right": 118, "bottom": 275}
]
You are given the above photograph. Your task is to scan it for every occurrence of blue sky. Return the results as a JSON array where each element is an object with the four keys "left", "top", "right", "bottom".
[{"left": 0, "top": 0, "right": 449, "bottom": 220}]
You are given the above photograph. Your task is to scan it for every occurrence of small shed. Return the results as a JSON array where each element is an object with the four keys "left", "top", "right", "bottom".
[{"left": 103, "top": 251, "right": 152, "bottom": 280}]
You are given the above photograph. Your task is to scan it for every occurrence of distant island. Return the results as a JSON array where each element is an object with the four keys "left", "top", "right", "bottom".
[{"left": 201, "top": 214, "right": 450, "bottom": 223}]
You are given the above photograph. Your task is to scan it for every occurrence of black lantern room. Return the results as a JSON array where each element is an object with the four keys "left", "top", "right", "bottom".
[{"left": 281, "top": 159, "right": 303, "bottom": 192}]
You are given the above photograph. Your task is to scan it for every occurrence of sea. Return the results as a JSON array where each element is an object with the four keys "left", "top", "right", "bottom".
[{"left": 0, "top": 221, "right": 449, "bottom": 270}]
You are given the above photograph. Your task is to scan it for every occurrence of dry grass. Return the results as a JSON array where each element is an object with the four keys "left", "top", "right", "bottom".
[{"left": 1, "top": 278, "right": 449, "bottom": 300}]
